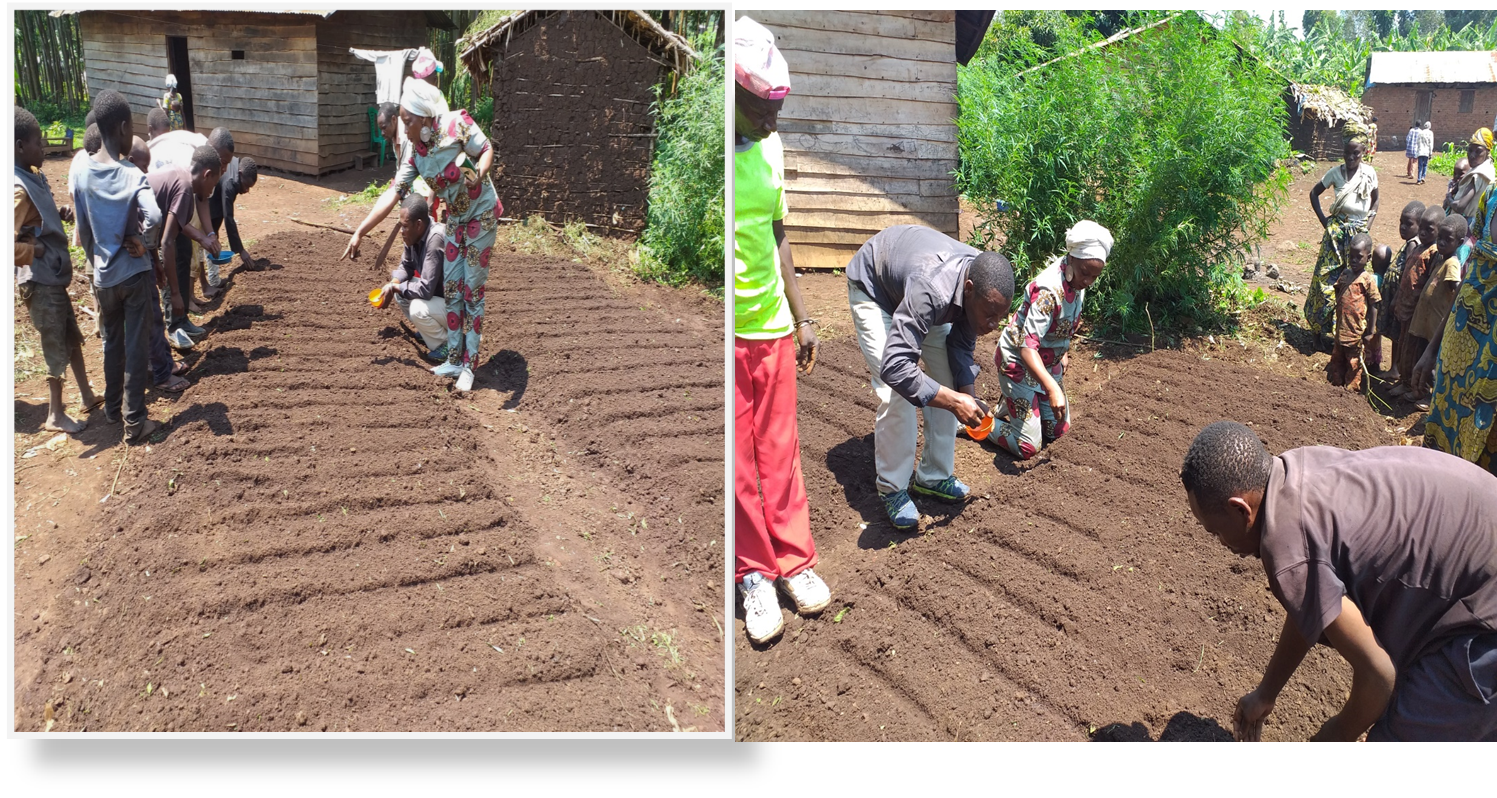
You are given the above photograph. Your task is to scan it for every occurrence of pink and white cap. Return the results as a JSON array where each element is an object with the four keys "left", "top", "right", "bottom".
[
  {"left": 734, "top": 16, "right": 790, "bottom": 100},
  {"left": 412, "top": 47, "right": 443, "bottom": 80}
]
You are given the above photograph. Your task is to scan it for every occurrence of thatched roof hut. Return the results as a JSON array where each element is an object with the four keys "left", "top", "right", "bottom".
[
  {"left": 458, "top": 10, "right": 697, "bottom": 233},
  {"left": 1286, "top": 82, "right": 1373, "bottom": 160}
]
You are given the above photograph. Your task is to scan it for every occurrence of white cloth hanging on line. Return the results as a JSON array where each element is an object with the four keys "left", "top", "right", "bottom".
[{"left": 349, "top": 48, "right": 417, "bottom": 105}]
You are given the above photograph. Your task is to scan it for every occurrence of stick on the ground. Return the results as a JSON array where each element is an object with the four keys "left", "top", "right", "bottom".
[
  {"left": 288, "top": 218, "right": 356, "bottom": 235},
  {"left": 374, "top": 221, "right": 402, "bottom": 272},
  {"left": 105, "top": 442, "right": 129, "bottom": 500}
]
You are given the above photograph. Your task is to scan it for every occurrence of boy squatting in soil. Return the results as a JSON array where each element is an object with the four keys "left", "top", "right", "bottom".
[
  {"left": 15, "top": 107, "right": 101, "bottom": 434},
  {"left": 1181, "top": 421, "right": 1497, "bottom": 741}
]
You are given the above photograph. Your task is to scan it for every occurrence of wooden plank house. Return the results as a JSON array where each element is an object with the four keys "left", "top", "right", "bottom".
[
  {"left": 745, "top": 11, "right": 992, "bottom": 269},
  {"left": 459, "top": 10, "right": 696, "bottom": 234},
  {"left": 65, "top": 9, "right": 453, "bottom": 175}
]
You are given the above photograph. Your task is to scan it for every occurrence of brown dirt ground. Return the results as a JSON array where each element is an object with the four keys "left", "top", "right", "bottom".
[
  {"left": 13, "top": 155, "right": 724, "bottom": 732},
  {"left": 738, "top": 154, "right": 1442, "bottom": 742}
]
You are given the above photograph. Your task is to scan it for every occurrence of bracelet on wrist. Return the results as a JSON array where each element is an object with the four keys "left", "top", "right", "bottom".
[{"left": 794, "top": 318, "right": 818, "bottom": 329}]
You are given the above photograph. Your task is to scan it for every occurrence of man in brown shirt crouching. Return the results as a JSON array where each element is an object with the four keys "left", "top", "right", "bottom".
[{"left": 1180, "top": 421, "right": 1497, "bottom": 741}]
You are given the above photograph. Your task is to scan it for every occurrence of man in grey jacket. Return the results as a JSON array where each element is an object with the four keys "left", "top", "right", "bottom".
[{"left": 846, "top": 224, "right": 1015, "bottom": 529}]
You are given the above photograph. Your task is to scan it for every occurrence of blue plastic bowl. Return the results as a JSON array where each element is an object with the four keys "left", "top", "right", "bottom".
[{"left": 206, "top": 250, "right": 233, "bottom": 265}]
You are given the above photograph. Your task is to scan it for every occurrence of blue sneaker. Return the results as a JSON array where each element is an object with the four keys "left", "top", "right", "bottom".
[
  {"left": 880, "top": 489, "right": 919, "bottom": 530},
  {"left": 424, "top": 343, "right": 449, "bottom": 363},
  {"left": 910, "top": 476, "right": 971, "bottom": 503}
]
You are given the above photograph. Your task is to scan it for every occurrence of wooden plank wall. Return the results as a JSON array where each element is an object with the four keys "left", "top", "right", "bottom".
[
  {"left": 750, "top": 11, "right": 961, "bottom": 269},
  {"left": 315, "top": 12, "right": 429, "bottom": 174},
  {"left": 78, "top": 11, "right": 319, "bottom": 175}
]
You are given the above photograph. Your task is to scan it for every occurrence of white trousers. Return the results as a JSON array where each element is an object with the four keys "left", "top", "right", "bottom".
[
  {"left": 848, "top": 283, "right": 958, "bottom": 495},
  {"left": 395, "top": 294, "right": 448, "bottom": 350}
]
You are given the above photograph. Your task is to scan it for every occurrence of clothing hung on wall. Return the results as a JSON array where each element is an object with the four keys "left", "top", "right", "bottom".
[{"left": 349, "top": 48, "right": 417, "bottom": 105}]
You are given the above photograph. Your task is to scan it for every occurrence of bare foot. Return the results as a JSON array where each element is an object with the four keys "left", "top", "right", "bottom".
[
  {"left": 43, "top": 413, "right": 87, "bottom": 434},
  {"left": 189, "top": 301, "right": 206, "bottom": 314},
  {"left": 81, "top": 394, "right": 104, "bottom": 413}
]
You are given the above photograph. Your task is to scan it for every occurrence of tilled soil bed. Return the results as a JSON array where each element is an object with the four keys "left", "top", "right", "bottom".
[
  {"left": 736, "top": 301, "right": 1400, "bottom": 741},
  {"left": 15, "top": 229, "right": 724, "bottom": 732}
]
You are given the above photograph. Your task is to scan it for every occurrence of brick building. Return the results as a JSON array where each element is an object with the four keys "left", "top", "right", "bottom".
[{"left": 1364, "top": 50, "right": 1497, "bottom": 155}]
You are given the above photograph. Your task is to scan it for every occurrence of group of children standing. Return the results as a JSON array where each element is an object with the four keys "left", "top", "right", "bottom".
[
  {"left": 14, "top": 88, "right": 255, "bottom": 442},
  {"left": 1325, "top": 154, "right": 1478, "bottom": 414},
  {"left": 1331, "top": 201, "right": 1465, "bottom": 408}
]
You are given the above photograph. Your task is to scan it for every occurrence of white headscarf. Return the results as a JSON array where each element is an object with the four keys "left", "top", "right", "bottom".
[
  {"left": 1064, "top": 220, "right": 1114, "bottom": 262},
  {"left": 399, "top": 76, "right": 448, "bottom": 119},
  {"left": 165, "top": 74, "right": 178, "bottom": 90}
]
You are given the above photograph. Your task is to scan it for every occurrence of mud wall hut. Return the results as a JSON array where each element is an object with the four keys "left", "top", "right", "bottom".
[
  {"left": 66, "top": 9, "right": 452, "bottom": 175},
  {"left": 747, "top": 11, "right": 992, "bottom": 269},
  {"left": 1285, "top": 82, "right": 1372, "bottom": 161},
  {"left": 1363, "top": 51, "right": 1497, "bottom": 153},
  {"left": 459, "top": 10, "right": 696, "bottom": 234}
]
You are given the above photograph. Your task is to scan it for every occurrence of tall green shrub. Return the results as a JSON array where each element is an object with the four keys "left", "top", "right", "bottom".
[
  {"left": 637, "top": 35, "right": 725, "bottom": 290},
  {"left": 957, "top": 14, "right": 1291, "bottom": 334}
]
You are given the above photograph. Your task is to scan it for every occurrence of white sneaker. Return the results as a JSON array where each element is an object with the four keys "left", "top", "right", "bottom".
[
  {"left": 454, "top": 368, "right": 474, "bottom": 392},
  {"left": 167, "top": 328, "right": 195, "bottom": 352},
  {"left": 777, "top": 568, "right": 832, "bottom": 615},
  {"left": 738, "top": 572, "right": 785, "bottom": 644},
  {"left": 431, "top": 361, "right": 463, "bottom": 378}
]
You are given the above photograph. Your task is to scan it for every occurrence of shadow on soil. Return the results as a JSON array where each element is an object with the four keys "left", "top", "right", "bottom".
[
  {"left": 194, "top": 345, "right": 278, "bottom": 379},
  {"left": 478, "top": 349, "right": 529, "bottom": 410},
  {"left": 1091, "top": 712, "right": 1234, "bottom": 741},
  {"left": 172, "top": 401, "right": 236, "bottom": 436}
]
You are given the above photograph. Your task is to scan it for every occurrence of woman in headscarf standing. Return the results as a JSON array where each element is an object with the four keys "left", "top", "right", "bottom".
[
  {"left": 987, "top": 220, "right": 1111, "bottom": 460},
  {"left": 1306, "top": 137, "right": 1379, "bottom": 346},
  {"left": 159, "top": 75, "right": 185, "bottom": 132},
  {"left": 344, "top": 77, "right": 499, "bottom": 393},
  {"left": 1443, "top": 128, "right": 1496, "bottom": 272}
]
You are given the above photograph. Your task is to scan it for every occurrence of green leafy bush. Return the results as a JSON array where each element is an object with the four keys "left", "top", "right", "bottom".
[
  {"left": 1428, "top": 141, "right": 1462, "bottom": 177},
  {"left": 957, "top": 13, "right": 1291, "bottom": 334},
  {"left": 637, "top": 35, "right": 724, "bottom": 290}
]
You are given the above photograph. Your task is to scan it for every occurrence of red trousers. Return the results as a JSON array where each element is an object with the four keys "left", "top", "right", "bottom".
[{"left": 735, "top": 335, "right": 816, "bottom": 582}]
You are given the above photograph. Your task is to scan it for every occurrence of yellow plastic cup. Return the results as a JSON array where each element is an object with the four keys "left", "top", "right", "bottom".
[{"left": 368, "top": 286, "right": 390, "bottom": 309}]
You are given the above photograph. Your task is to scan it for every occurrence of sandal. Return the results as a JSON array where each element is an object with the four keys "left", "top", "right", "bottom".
[
  {"left": 172, "top": 360, "right": 190, "bottom": 376},
  {"left": 155, "top": 375, "right": 190, "bottom": 393}
]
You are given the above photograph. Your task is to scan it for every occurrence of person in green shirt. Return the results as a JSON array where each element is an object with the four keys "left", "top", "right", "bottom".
[{"left": 733, "top": 16, "right": 830, "bottom": 646}]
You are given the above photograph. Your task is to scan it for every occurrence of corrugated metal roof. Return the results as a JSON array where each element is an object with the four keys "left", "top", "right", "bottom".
[
  {"left": 54, "top": 9, "right": 455, "bottom": 30},
  {"left": 53, "top": 10, "right": 334, "bottom": 17},
  {"left": 1366, "top": 50, "right": 1497, "bottom": 86}
]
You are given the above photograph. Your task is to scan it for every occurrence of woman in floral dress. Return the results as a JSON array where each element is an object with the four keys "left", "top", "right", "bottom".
[
  {"left": 345, "top": 78, "right": 500, "bottom": 393},
  {"left": 160, "top": 74, "right": 185, "bottom": 131},
  {"left": 987, "top": 221, "right": 1111, "bottom": 460}
]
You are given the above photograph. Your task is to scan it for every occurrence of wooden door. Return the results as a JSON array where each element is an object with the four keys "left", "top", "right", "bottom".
[
  {"left": 166, "top": 35, "right": 195, "bottom": 131},
  {"left": 1415, "top": 90, "right": 1433, "bottom": 126}
]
